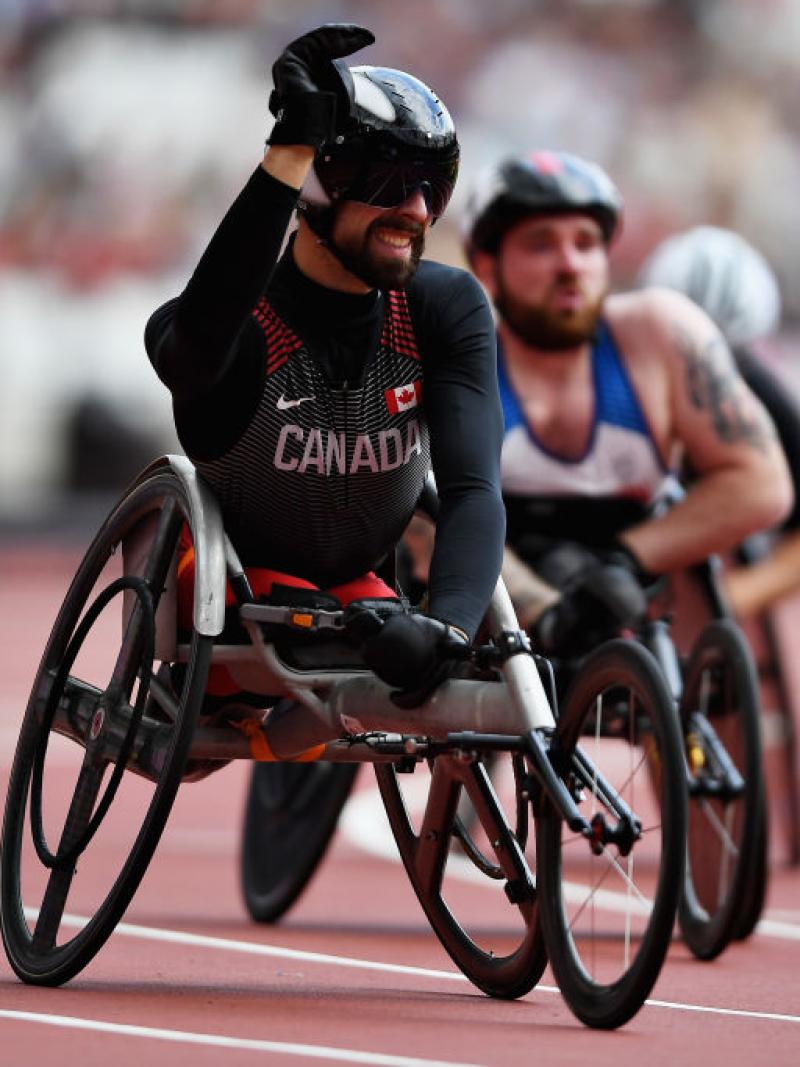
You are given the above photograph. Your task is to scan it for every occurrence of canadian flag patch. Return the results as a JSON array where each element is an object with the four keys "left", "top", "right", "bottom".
[{"left": 385, "top": 380, "right": 422, "bottom": 414}]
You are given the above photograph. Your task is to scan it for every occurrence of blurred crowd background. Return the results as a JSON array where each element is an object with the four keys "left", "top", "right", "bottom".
[{"left": 2, "top": 0, "right": 800, "bottom": 532}]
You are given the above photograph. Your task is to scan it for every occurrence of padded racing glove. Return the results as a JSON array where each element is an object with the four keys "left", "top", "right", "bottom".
[
  {"left": 361, "top": 613, "right": 470, "bottom": 708},
  {"left": 267, "top": 23, "right": 375, "bottom": 148},
  {"left": 603, "top": 538, "right": 657, "bottom": 590}
]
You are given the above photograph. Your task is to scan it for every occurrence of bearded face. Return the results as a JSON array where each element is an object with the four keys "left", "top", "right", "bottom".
[
  {"left": 494, "top": 270, "right": 607, "bottom": 349},
  {"left": 329, "top": 198, "right": 429, "bottom": 290},
  {"left": 489, "top": 214, "right": 610, "bottom": 350}
]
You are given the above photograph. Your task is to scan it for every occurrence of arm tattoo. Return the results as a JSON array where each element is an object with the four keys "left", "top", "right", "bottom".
[{"left": 674, "top": 326, "right": 776, "bottom": 453}]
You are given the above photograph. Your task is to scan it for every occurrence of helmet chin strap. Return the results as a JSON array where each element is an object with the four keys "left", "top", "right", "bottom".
[
  {"left": 298, "top": 202, "right": 375, "bottom": 287},
  {"left": 298, "top": 201, "right": 337, "bottom": 242}
]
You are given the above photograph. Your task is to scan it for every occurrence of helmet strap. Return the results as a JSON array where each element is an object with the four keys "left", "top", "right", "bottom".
[
  {"left": 297, "top": 202, "right": 368, "bottom": 281},
  {"left": 297, "top": 200, "right": 337, "bottom": 241}
]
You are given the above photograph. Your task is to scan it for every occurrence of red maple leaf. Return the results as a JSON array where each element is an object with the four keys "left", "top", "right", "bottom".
[{"left": 398, "top": 387, "right": 415, "bottom": 404}]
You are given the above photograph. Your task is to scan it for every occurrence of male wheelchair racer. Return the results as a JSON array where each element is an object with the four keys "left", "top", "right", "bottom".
[
  {"left": 516, "top": 509, "right": 769, "bottom": 963},
  {"left": 0, "top": 455, "right": 689, "bottom": 1030}
]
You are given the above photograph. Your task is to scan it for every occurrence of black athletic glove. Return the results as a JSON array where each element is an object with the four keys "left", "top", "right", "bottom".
[
  {"left": 602, "top": 538, "right": 657, "bottom": 590},
  {"left": 361, "top": 613, "right": 470, "bottom": 708},
  {"left": 343, "top": 598, "right": 407, "bottom": 642},
  {"left": 531, "top": 555, "right": 648, "bottom": 658},
  {"left": 267, "top": 23, "right": 375, "bottom": 148}
]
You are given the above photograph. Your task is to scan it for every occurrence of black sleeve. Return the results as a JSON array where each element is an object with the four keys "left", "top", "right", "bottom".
[
  {"left": 144, "top": 165, "right": 299, "bottom": 397},
  {"left": 411, "top": 265, "right": 506, "bottom": 639},
  {"left": 737, "top": 347, "right": 800, "bottom": 530}
]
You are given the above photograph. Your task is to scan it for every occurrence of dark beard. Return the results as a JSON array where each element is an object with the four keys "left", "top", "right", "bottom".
[
  {"left": 330, "top": 218, "right": 425, "bottom": 290},
  {"left": 495, "top": 281, "right": 605, "bottom": 350}
]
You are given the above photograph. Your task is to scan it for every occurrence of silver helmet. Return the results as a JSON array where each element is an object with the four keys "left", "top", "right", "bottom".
[{"left": 638, "top": 226, "right": 781, "bottom": 346}]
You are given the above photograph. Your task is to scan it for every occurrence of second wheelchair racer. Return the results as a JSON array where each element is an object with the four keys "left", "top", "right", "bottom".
[
  {"left": 459, "top": 150, "right": 792, "bottom": 653},
  {"left": 145, "top": 25, "right": 505, "bottom": 721}
]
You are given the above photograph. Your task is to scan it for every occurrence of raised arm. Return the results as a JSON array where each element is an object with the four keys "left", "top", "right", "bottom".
[{"left": 145, "top": 24, "right": 373, "bottom": 395}]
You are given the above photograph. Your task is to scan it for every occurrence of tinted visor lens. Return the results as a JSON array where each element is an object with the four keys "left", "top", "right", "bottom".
[
  {"left": 351, "top": 157, "right": 458, "bottom": 217},
  {"left": 317, "top": 153, "right": 459, "bottom": 218}
]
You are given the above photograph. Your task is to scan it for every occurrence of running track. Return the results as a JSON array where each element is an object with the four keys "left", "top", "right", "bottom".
[{"left": 1, "top": 547, "right": 799, "bottom": 1066}]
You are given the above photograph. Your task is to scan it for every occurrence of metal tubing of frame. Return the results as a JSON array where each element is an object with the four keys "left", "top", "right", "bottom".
[
  {"left": 486, "top": 577, "right": 556, "bottom": 731},
  {"left": 258, "top": 674, "right": 532, "bottom": 759},
  {"left": 184, "top": 725, "right": 409, "bottom": 759},
  {"left": 326, "top": 676, "right": 531, "bottom": 738}
]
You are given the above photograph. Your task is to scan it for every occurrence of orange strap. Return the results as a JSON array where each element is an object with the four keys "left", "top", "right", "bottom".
[{"left": 234, "top": 718, "right": 326, "bottom": 763}]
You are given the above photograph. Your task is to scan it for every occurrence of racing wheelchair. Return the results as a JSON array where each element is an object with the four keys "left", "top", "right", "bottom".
[{"left": 0, "top": 455, "right": 688, "bottom": 1030}]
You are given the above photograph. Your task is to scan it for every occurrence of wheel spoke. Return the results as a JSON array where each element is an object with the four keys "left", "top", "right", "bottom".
[
  {"left": 458, "top": 762, "right": 536, "bottom": 917},
  {"left": 625, "top": 847, "right": 634, "bottom": 968},
  {"left": 108, "top": 500, "right": 180, "bottom": 696},
  {"left": 600, "top": 845, "right": 652, "bottom": 909},
  {"left": 566, "top": 850, "right": 618, "bottom": 929},
  {"left": 141, "top": 498, "right": 181, "bottom": 591},
  {"left": 695, "top": 798, "right": 740, "bottom": 857},
  {"left": 146, "top": 668, "right": 180, "bottom": 724},
  {"left": 413, "top": 762, "right": 461, "bottom": 896},
  {"left": 31, "top": 756, "right": 106, "bottom": 952}
]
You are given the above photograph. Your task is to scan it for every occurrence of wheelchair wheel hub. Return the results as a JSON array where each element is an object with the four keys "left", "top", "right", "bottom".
[
  {"left": 89, "top": 705, "right": 106, "bottom": 741},
  {"left": 588, "top": 811, "right": 641, "bottom": 857}
]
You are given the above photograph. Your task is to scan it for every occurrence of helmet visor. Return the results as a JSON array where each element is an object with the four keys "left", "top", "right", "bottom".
[{"left": 318, "top": 154, "right": 459, "bottom": 218}]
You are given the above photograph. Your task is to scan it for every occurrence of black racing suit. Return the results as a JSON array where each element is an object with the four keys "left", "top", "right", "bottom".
[{"left": 145, "top": 166, "right": 505, "bottom": 639}]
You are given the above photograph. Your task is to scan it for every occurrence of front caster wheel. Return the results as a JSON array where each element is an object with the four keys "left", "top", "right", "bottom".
[{"left": 536, "top": 640, "right": 687, "bottom": 1029}]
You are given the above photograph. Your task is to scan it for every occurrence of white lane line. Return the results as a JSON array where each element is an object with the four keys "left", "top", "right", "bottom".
[
  {"left": 753, "top": 917, "right": 800, "bottom": 940},
  {"left": 644, "top": 1001, "right": 800, "bottom": 1024},
  {"left": 22, "top": 909, "right": 800, "bottom": 1024},
  {"left": 338, "top": 782, "right": 800, "bottom": 940},
  {"left": 0, "top": 1010, "right": 486, "bottom": 1067},
  {"left": 22, "top": 908, "right": 471, "bottom": 983}
]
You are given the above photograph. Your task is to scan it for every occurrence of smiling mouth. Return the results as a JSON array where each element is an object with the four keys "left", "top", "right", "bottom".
[{"left": 374, "top": 228, "right": 414, "bottom": 250}]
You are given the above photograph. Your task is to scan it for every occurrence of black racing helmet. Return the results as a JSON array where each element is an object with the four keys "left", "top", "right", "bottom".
[
  {"left": 463, "top": 150, "right": 623, "bottom": 256},
  {"left": 299, "top": 65, "right": 459, "bottom": 227}
]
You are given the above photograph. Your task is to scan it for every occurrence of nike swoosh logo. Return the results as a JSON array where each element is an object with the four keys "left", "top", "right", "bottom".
[{"left": 277, "top": 393, "right": 315, "bottom": 410}]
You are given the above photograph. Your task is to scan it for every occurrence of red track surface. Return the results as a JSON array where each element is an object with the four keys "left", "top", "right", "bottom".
[{"left": 1, "top": 547, "right": 799, "bottom": 1066}]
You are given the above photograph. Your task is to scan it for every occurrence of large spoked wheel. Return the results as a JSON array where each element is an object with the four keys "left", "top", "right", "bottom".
[
  {"left": 241, "top": 761, "right": 359, "bottom": 922},
  {"left": 375, "top": 752, "right": 547, "bottom": 1000},
  {"left": 536, "top": 639, "right": 686, "bottom": 1030},
  {"left": 678, "top": 619, "right": 765, "bottom": 959},
  {"left": 1, "top": 471, "right": 212, "bottom": 986}
]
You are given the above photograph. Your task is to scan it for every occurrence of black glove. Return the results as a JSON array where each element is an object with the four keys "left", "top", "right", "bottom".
[
  {"left": 361, "top": 613, "right": 469, "bottom": 708},
  {"left": 267, "top": 23, "right": 375, "bottom": 148},
  {"left": 602, "top": 538, "right": 657, "bottom": 589},
  {"left": 531, "top": 557, "right": 648, "bottom": 658},
  {"left": 536, "top": 542, "right": 601, "bottom": 588},
  {"left": 343, "top": 598, "right": 408, "bottom": 642}
]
